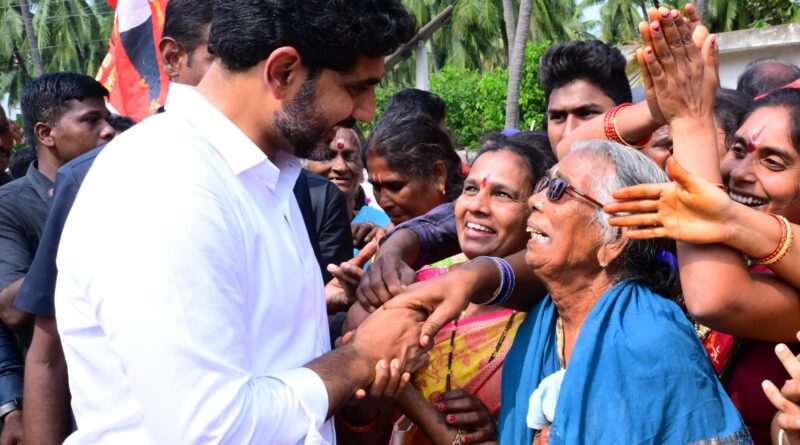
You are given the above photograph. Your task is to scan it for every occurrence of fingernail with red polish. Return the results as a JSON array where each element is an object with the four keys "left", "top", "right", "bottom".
[
  {"left": 447, "top": 415, "right": 455, "bottom": 423},
  {"left": 646, "top": 47, "right": 653, "bottom": 55},
  {"left": 672, "top": 10, "right": 680, "bottom": 18},
  {"left": 437, "top": 403, "right": 445, "bottom": 411},
  {"left": 660, "top": 9, "right": 670, "bottom": 18},
  {"left": 652, "top": 22, "right": 661, "bottom": 32},
  {"left": 463, "top": 435, "right": 470, "bottom": 443}
]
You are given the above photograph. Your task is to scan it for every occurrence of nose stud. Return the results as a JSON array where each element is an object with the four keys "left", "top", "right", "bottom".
[{"left": 533, "top": 201, "right": 544, "bottom": 210}]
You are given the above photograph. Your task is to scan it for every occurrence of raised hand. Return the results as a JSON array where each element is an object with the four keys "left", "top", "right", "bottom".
[
  {"left": 437, "top": 389, "right": 497, "bottom": 443},
  {"left": 637, "top": 6, "right": 719, "bottom": 127},
  {"left": 762, "top": 331, "right": 800, "bottom": 444},
  {"left": 604, "top": 157, "right": 735, "bottom": 242},
  {"left": 325, "top": 239, "right": 379, "bottom": 312}
]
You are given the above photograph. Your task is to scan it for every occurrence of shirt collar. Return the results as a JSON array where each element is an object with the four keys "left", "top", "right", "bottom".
[
  {"left": 26, "top": 162, "right": 54, "bottom": 205},
  {"left": 164, "top": 83, "right": 302, "bottom": 191}
]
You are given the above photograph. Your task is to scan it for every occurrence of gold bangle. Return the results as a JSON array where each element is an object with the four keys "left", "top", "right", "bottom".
[
  {"left": 452, "top": 429, "right": 465, "bottom": 445},
  {"left": 613, "top": 113, "right": 650, "bottom": 148},
  {"left": 755, "top": 215, "right": 793, "bottom": 266},
  {"left": 779, "top": 428, "right": 787, "bottom": 445}
]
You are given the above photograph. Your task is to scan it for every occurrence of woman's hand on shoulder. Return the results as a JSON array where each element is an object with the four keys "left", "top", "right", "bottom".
[{"left": 764, "top": 331, "right": 800, "bottom": 444}]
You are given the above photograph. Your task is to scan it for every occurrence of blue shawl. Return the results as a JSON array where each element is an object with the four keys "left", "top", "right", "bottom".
[{"left": 498, "top": 281, "right": 751, "bottom": 444}]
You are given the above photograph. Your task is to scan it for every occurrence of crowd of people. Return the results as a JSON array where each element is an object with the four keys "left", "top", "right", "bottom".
[{"left": 0, "top": 0, "right": 799, "bottom": 444}]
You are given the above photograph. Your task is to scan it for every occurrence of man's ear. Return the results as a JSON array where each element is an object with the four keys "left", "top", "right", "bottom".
[
  {"left": 159, "top": 37, "right": 182, "bottom": 81},
  {"left": 34, "top": 122, "right": 56, "bottom": 150},
  {"left": 262, "top": 47, "right": 305, "bottom": 101}
]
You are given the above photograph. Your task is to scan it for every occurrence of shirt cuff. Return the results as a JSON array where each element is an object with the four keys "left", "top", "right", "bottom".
[{"left": 269, "top": 367, "right": 329, "bottom": 427}]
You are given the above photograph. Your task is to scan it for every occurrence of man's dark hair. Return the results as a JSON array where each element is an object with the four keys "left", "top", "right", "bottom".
[
  {"left": 208, "top": 0, "right": 416, "bottom": 73},
  {"left": 736, "top": 59, "right": 800, "bottom": 98},
  {"left": 21, "top": 72, "right": 109, "bottom": 152},
  {"left": 384, "top": 89, "right": 446, "bottom": 125},
  {"left": 713, "top": 88, "right": 753, "bottom": 151},
  {"left": 539, "top": 40, "right": 632, "bottom": 105},
  {"left": 9, "top": 148, "right": 36, "bottom": 179},
  {"left": 162, "top": 0, "right": 215, "bottom": 51},
  {"left": 107, "top": 115, "right": 137, "bottom": 133}
]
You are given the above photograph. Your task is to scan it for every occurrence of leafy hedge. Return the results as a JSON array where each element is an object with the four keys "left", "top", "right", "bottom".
[{"left": 367, "top": 42, "right": 549, "bottom": 150}]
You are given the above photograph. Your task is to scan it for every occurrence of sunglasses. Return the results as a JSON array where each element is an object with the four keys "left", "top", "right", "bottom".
[{"left": 533, "top": 176, "right": 606, "bottom": 210}]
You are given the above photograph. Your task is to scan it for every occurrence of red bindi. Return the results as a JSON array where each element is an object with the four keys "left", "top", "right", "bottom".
[
  {"left": 336, "top": 142, "right": 345, "bottom": 150},
  {"left": 481, "top": 175, "right": 490, "bottom": 188},
  {"left": 748, "top": 125, "right": 765, "bottom": 153}
]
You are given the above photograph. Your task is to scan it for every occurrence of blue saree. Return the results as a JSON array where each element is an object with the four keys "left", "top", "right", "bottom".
[{"left": 498, "top": 281, "right": 751, "bottom": 444}]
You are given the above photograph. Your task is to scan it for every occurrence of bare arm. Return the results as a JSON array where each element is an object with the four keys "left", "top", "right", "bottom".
[
  {"left": 23, "top": 316, "right": 71, "bottom": 445},
  {"left": 0, "top": 280, "right": 32, "bottom": 333}
]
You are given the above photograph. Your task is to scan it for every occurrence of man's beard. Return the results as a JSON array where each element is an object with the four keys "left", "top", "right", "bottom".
[{"left": 273, "top": 73, "right": 331, "bottom": 160}]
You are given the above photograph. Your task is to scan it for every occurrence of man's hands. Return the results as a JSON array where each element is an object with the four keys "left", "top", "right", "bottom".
[
  {"left": 605, "top": 157, "right": 737, "bottom": 243},
  {"left": 0, "top": 410, "right": 23, "bottom": 445}
]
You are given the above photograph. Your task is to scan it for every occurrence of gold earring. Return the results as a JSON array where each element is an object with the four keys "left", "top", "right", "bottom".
[
  {"left": 599, "top": 260, "right": 608, "bottom": 268},
  {"left": 439, "top": 184, "right": 446, "bottom": 196}
]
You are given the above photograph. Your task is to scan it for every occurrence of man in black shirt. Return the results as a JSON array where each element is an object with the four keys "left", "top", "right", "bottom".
[{"left": 0, "top": 73, "right": 115, "bottom": 443}]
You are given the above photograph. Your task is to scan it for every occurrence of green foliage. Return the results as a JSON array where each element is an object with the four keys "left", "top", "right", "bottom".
[{"left": 370, "top": 42, "right": 548, "bottom": 150}]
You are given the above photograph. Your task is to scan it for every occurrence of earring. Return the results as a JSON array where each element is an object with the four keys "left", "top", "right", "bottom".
[
  {"left": 439, "top": 184, "right": 446, "bottom": 196},
  {"left": 599, "top": 260, "right": 608, "bottom": 268}
]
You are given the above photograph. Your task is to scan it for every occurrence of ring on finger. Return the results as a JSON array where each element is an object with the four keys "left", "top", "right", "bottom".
[{"left": 651, "top": 213, "right": 659, "bottom": 226}]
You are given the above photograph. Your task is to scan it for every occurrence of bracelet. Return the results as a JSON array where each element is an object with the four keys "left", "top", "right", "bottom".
[
  {"left": 337, "top": 411, "right": 380, "bottom": 433},
  {"left": 751, "top": 214, "right": 793, "bottom": 266},
  {"left": 0, "top": 399, "right": 20, "bottom": 420},
  {"left": 473, "top": 257, "right": 515, "bottom": 306},
  {"left": 603, "top": 103, "right": 652, "bottom": 148}
]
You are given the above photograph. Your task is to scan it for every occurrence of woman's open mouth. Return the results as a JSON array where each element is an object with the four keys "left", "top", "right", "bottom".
[{"left": 729, "top": 190, "right": 768, "bottom": 208}]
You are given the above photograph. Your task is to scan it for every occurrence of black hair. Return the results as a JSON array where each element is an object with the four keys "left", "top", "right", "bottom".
[
  {"left": 736, "top": 59, "right": 800, "bottom": 98},
  {"left": 539, "top": 40, "right": 632, "bottom": 105},
  {"left": 384, "top": 89, "right": 447, "bottom": 125},
  {"left": 107, "top": 115, "right": 137, "bottom": 133},
  {"left": 713, "top": 88, "right": 753, "bottom": 151},
  {"left": 750, "top": 87, "right": 800, "bottom": 153},
  {"left": 9, "top": 148, "right": 36, "bottom": 179},
  {"left": 162, "top": 0, "right": 215, "bottom": 51},
  {"left": 21, "top": 72, "right": 109, "bottom": 152},
  {"left": 208, "top": 0, "right": 416, "bottom": 73},
  {"left": 365, "top": 113, "right": 464, "bottom": 201},
  {"left": 474, "top": 131, "right": 556, "bottom": 190}
]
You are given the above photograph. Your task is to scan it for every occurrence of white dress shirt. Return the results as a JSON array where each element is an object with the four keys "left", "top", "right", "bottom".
[{"left": 55, "top": 84, "right": 334, "bottom": 444}]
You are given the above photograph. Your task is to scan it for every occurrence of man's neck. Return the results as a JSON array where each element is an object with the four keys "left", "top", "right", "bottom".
[
  {"left": 196, "top": 63, "right": 279, "bottom": 161},
  {"left": 35, "top": 152, "right": 60, "bottom": 182}
]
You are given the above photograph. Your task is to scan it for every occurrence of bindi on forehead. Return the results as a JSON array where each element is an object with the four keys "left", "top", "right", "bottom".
[
  {"left": 748, "top": 124, "right": 766, "bottom": 153},
  {"left": 481, "top": 174, "right": 491, "bottom": 187}
]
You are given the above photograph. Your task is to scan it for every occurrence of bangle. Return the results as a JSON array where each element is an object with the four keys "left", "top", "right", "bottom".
[
  {"left": 603, "top": 103, "right": 651, "bottom": 148},
  {"left": 751, "top": 214, "right": 793, "bottom": 266},
  {"left": 337, "top": 412, "right": 380, "bottom": 433},
  {"left": 0, "top": 399, "right": 20, "bottom": 420},
  {"left": 473, "top": 256, "right": 515, "bottom": 306}
]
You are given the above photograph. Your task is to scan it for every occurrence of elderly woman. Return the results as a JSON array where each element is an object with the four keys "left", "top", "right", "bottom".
[{"left": 499, "top": 140, "right": 748, "bottom": 444}]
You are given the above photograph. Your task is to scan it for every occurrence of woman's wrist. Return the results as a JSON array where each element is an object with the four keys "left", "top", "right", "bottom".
[{"left": 724, "top": 205, "right": 781, "bottom": 258}]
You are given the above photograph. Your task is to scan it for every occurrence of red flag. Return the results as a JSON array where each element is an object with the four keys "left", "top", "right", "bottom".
[{"left": 96, "top": 0, "right": 170, "bottom": 121}]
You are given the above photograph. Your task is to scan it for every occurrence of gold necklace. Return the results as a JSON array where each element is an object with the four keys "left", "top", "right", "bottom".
[{"left": 445, "top": 311, "right": 518, "bottom": 392}]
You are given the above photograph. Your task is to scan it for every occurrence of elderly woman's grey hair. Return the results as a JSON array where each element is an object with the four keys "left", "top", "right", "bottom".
[{"left": 571, "top": 140, "right": 676, "bottom": 296}]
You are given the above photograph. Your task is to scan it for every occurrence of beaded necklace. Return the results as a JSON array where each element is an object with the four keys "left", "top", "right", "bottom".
[{"left": 445, "top": 311, "right": 518, "bottom": 392}]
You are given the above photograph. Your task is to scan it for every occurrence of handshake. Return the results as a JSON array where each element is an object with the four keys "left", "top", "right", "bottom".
[{"left": 337, "top": 305, "right": 431, "bottom": 399}]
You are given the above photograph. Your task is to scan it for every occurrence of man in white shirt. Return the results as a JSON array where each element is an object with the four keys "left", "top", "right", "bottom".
[{"left": 54, "top": 1, "right": 420, "bottom": 443}]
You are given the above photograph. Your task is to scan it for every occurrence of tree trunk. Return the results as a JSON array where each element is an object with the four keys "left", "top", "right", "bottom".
[
  {"left": 504, "top": 0, "right": 532, "bottom": 130},
  {"left": 695, "top": 0, "right": 710, "bottom": 24},
  {"left": 19, "top": 0, "right": 44, "bottom": 76},
  {"left": 501, "top": 0, "right": 517, "bottom": 60}
]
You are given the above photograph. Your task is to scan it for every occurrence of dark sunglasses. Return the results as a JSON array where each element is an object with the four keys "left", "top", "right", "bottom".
[{"left": 534, "top": 176, "right": 606, "bottom": 210}]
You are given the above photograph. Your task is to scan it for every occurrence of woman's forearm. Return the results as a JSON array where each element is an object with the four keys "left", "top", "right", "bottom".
[{"left": 555, "top": 101, "right": 662, "bottom": 158}]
